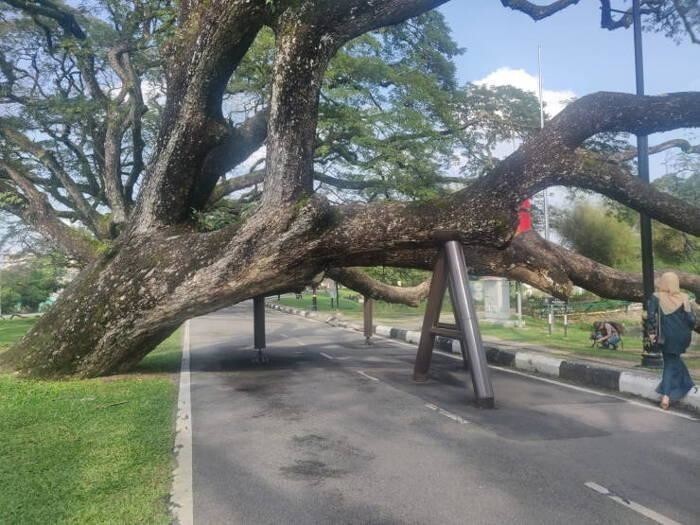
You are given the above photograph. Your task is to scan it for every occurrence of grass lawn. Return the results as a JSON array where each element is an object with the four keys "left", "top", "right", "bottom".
[
  {"left": 276, "top": 293, "right": 699, "bottom": 373},
  {"left": 0, "top": 317, "right": 37, "bottom": 346},
  {"left": 0, "top": 319, "right": 181, "bottom": 525}
]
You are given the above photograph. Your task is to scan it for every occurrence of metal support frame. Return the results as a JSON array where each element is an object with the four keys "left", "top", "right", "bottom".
[
  {"left": 363, "top": 297, "right": 374, "bottom": 344},
  {"left": 253, "top": 295, "right": 267, "bottom": 362},
  {"left": 413, "top": 241, "right": 495, "bottom": 408}
]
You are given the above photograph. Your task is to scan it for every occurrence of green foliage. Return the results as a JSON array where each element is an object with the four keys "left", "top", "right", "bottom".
[
  {"left": 191, "top": 198, "right": 259, "bottom": 232},
  {"left": 0, "top": 256, "right": 66, "bottom": 314},
  {"left": 653, "top": 223, "right": 697, "bottom": 263},
  {"left": 0, "top": 192, "right": 24, "bottom": 206},
  {"left": 603, "top": 157, "right": 699, "bottom": 270},
  {"left": 554, "top": 202, "right": 640, "bottom": 269},
  {"left": 226, "top": 12, "right": 539, "bottom": 202},
  {"left": 363, "top": 266, "right": 430, "bottom": 287}
]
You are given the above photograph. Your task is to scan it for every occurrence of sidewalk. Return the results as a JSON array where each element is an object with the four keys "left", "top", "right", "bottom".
[{"left": 267, "top": 302, "right": 700, "bottom": 413}]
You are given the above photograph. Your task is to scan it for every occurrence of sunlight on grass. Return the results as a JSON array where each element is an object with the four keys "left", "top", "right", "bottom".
[{"left": 0, "top": 327, "right": 182, "bottom": 524}]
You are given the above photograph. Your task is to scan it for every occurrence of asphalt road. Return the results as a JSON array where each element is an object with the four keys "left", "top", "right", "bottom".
[{"left": 189, "top": 303, "right": 699, "bottom": 525}]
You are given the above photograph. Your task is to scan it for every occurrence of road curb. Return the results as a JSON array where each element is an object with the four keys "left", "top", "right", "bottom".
[{"left": 266, "top": 302, "right": 700, "bottom": 413}]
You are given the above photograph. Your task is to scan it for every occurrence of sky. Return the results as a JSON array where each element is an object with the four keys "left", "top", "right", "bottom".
[{"left": 437, "top": 1, "right": 700, "bottom": 182}]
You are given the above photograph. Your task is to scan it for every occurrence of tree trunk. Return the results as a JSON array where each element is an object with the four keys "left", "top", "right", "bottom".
[{"left": 1, "top": 209, "right": 326, "bottom": 378}]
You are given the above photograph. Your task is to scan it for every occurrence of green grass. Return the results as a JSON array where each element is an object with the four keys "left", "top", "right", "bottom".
[
  {"left": 0, "top": 323, "right": 182, "bottom": 525},
  {"left": 0, "top": 317, "right": 37, "bottom": 348},
  {"left": 276, "top": 293, "right": 699, "bottom": 371},
  {"left": 479, "top": 317, "right": 643, "bottom": 361}
]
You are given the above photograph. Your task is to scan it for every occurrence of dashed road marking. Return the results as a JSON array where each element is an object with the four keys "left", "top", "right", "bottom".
[
  {"left": 487, "top": 362, "right": 699, "bottom": 421},
  {"left": 319, "top": 352, "right": 335, "bottom": 360},
  {"left": 430, "top": 349, "right": 698, "bottom": 421},
  {"left": 425, "top": 403, "right": 469, "bottom": 424},
  {"left": 356, "top": 370, "right": 380, "bottom": 382},
  {"left": 584, "top": 482, "right": 682, "bottom": 525}
]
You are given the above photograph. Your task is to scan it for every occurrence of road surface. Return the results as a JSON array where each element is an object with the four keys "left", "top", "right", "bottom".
[{"left": 188, "top": 303, "right": 699, "bottom": 524}]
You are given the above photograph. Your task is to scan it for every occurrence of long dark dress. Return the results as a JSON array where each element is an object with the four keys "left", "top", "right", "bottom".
[{"left": 647, "top": 295, "right": 696, "bottom": 401}]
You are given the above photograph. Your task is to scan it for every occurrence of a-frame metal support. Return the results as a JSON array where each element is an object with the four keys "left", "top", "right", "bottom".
[
  {"left": 413, "top": 241, "right": 495, "bottom": 408},
  {"left": 253, "top": 295, "right": 268, "bottom": 362}
]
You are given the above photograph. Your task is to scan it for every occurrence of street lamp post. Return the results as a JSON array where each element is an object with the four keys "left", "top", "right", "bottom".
[
  {"left": 537, "top": 45, "right": 550, "bottom": 241},
  {"left": 632, "top": 0, "right": 662, "bottom": 368}
]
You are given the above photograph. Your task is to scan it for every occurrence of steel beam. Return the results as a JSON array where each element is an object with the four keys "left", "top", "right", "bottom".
[
  {"left": 413, "top": 251, "right": 447, "bottom": 382},
  {"left": 444, "top": 241, "right": 495, "bottom": 407}
]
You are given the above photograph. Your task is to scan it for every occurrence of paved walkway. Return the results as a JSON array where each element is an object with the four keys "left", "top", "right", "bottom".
[{"left": 185, "top": 303, "right": 699, "bottom": 524}]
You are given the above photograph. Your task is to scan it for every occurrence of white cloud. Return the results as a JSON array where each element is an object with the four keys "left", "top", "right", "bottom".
[{"left": 475, "top": 67, "right": 576, "bottom": 117}]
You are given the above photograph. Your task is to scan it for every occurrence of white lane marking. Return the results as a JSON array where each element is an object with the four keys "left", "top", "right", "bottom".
[
  {"left": 487, "top": 362, "right": 699, "bottom": 422},
  {"left": 429, "top": 349, "right": 698, "bottom": 422},
  {"left": 356, "top": 370, "right": 380, "bottom": 382},
  {"left": 425, "top": 403, "right": 469, "bottom": 424},
  {"left": 272, "top": 309, "right": 698, "bottom": 421},
  {"left": 170, "top": 320, "right": 193, "bottom": 525},
  {"left": 319, "top": 352, "right": 335, "bottom": 360},
  {"left": 584, "top": 482, "right": 682, "bottom": 525}
]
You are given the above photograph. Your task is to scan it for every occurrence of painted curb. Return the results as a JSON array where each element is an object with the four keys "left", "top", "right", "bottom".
[
  {"left": 515, "top": 352, "right": 563, "bottom": 377},
  {"left": 266, "top": 302, "right": 699, "bottom": 412}
]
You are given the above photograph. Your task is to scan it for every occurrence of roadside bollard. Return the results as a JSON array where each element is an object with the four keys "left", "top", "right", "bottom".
[{"left": 363, "top": 297, "right": 373, "bottom": 344}]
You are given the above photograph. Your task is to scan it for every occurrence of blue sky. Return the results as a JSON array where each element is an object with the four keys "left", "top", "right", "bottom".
[
  {"left": 438, "top": 2, "right": 700, "bottom": 96},
  {"left": 437, "top": 1, "right": 699, "bottom": 181}
]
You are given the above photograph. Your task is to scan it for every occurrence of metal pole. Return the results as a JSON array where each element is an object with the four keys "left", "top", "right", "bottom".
[
  {"left": 0, "top": 253, "right": 3, "bottom": 318},
  {"left": 632, "top": 0, "right": 661, "bottom": 368},
  {"left": 312, "top": 286, "right": 318, "bottom": 311},
  {"left": 335, "top": 281, "right": 340, "bottom": 310},
  {"left": 548, "top": 301, "right": 553, "bottom": 336},
  {"left": 363, "top": 297, "right": 373, "bottom": 344},
  {"left": 253, "top": 295, "right": 266, "bottom": 351},
  {"left": 563, "top": 300, "right": 568, "bottom": 338},
  {"left": 537, "top": 45, "right": 550, "bottom": 241},
  {"left": 516, "top": 282, "right": 523, "bottom": 328},
  {"left": 414, "top": 252, "right": 447, "bottom": 382},
  {"left": 444, "top": 241, "right": 494, "bottom": 407}
]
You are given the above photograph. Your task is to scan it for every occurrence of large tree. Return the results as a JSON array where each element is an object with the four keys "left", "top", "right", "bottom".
[{"left": 1, "top": 0, "right": 699, "bottom": 378}]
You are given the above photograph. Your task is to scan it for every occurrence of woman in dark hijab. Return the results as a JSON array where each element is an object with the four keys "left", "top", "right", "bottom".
[{"left": 647, "top": 272, "right": 696, "bottom": 410}]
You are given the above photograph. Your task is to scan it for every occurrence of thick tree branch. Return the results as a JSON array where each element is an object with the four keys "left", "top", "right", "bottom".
[
  {"left": 0, "top": 162, "right": 97, "bottom": 264},
  {"left": 191, "top": 109, "right": 268, "bottom": 209},
  {"left": 613, "top": 138, "right": 700, "bottom": 162},
  {"left": 326, "top": 267, "right": 430, "bottom": 307},
  {"left": 0, "top": 124, "right": 105, "bottom": 236},
  {"left": 464, "top": 91, "right": 700, "bottom": 226},
  {"left": 209, "top": 170, "right": 266, "bottom": 204},
  {"left": 261, "top": 0, "right": 451, "bottom": 209},
  {"left": 539, "top": 150, "right": 700, "bottom": 236},
  {"left": 323, "top": 230, "right": 700, "bottom": 329},
  {"left": 500, "top": 0, "right": 582, "bottom": 20},
  {"left": 132, "top": 0, "right": 266, "bottom": 231}
]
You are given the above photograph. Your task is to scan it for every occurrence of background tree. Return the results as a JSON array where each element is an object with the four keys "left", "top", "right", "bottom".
[
  {"left": 554, "top": 201, "right": 640, "bottom": 269},
  {"left": 0, "top": 255, "right": 65, "bottom": 314},
  {"left": 0, "top": 0, "right": 698, "bottom": 378}
]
